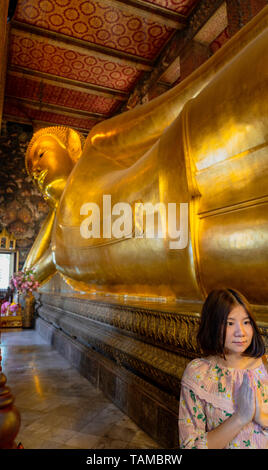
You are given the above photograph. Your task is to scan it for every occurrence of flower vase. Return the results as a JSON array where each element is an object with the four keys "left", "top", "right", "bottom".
[{"left": 21, "top": 292, "right": 35, "bottom": 328}]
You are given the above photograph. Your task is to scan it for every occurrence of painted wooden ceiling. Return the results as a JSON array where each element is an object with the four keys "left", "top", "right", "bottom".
[{"left": 3, "top": 0, "right": 229, "bottom": 134}]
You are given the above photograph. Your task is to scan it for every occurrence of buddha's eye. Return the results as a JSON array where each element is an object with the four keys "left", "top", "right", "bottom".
[{"left": 39, "top": 151, "right": 45, "bottom": 158}]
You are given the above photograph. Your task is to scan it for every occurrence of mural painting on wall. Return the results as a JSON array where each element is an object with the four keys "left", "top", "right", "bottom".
[{"left": 0, "top": 122, "right": 49, "bottom": 270}]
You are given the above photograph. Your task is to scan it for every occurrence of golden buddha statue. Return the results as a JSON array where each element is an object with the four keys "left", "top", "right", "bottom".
[{"left": 24, "top": 9, "right": 268, "bottom": 305}]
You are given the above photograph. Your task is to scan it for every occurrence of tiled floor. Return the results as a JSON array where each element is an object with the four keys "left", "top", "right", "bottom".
[{"left": 0, "top": 329, "right": 160, "bottom": 449}]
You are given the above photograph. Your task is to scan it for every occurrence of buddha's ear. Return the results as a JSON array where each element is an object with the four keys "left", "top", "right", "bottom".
[{"left": 67, "top": 128, "right": 86, "bottom": 164}]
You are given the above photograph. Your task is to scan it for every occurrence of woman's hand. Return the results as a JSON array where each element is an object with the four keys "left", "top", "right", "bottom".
[
  {"left": 207, "top": 373, "right": 255, "bottom": 449},
  {"left": 235, "top": 373, "right": 255, "bottom": 426},
  {"left": 206, "top": 373, "right": 257, "bottom": 449},
  {"left": 254, "top": 393, "right": 268, "bottom": 428}
]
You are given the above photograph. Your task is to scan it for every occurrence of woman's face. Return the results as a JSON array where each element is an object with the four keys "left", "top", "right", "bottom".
[
  {"left": 27, "top": 135, "right": 74, "bottom": 204},
  {"left": 224, "top": 304, "right": 253, "bottom": 356}
]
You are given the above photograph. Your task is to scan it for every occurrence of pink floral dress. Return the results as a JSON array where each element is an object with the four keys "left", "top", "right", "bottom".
[{"left": 179, "top": 357, "right": 268, "bottom": 449}]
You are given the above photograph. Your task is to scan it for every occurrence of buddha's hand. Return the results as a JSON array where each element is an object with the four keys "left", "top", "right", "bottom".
[{"left": 235, "top": 373, "right": 255, "bottom": 426}]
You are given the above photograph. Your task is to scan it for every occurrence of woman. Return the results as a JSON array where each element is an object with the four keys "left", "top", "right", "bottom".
[{"left": 179, "top": 288, "right": 268, "bottom": 449}]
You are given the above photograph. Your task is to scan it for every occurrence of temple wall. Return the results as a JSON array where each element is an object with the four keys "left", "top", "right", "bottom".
[{"left": 0, "top": 122, "right": 49, "bottom": 269}]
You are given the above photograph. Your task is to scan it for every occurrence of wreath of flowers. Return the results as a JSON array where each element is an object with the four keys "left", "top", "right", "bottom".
[{"left": 9, "top": 269, "right": 40, "bottom": 295}]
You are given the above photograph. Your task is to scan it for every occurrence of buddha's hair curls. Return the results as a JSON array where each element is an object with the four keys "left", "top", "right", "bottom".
[{"left": 25, "top": 126, "right": 86, "bottom": 176}]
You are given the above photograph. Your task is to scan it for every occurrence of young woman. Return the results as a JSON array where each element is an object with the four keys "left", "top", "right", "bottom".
[{"left": 179, "top": 288, "right": 268, "bottom": 449}]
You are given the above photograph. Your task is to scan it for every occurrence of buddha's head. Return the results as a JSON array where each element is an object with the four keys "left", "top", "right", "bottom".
[{"left": 26, "top": 126, "right": 85, "bottom": 206}]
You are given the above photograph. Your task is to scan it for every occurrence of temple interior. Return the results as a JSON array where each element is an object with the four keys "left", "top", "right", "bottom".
[{"left": 0, "top": 0, "right": 267, "bottom": 450}]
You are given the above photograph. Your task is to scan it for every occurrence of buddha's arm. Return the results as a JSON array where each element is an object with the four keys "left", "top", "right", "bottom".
[
  {"left": 88, "top": 6, "right": 268, "bottom": 167},
  {"left": 24, "top": 209, "right": 56, "bottom": 271},
  {"left": 30, "top": 247, "right": 56, "bottom": 285}
]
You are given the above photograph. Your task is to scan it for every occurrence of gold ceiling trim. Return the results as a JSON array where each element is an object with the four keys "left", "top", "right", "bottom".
[
  {"left": 7, "top": 70, "right": 127, "bottom": 101},
  {"left": 5, "top": 96, "right": 106, "bottom": 120},
  {"left": 2, "top": 113, "right": 91, "bottom": 134},
  {"left": 8, "top": 66, "right": 128, "bottom": 100},
  {"left": 0, "top": 227, "right": 16, "bottom": 250}
]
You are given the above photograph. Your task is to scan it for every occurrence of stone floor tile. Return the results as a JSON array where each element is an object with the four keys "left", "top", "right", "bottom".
[
  {"left": 0, "top": 328, "right": 160, "bottom": 449},
  {"left": 93, "top": 437, "right": 129, "bottom": 449},
  {"left": 64, "top": 431, "right": 100, "bottom": 449}
]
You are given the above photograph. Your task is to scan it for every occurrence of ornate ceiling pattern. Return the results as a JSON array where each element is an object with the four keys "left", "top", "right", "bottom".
[
  {"left": 10, "top": 32, "right": 144, "bottom": 91},
  {"left": 3, "top": 0, "right": 238, "bottom": 133},
  {"left": 14, "top": 0, "right": 175, "bottom": 59}
]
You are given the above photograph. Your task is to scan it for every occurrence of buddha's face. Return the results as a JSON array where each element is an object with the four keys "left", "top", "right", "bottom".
[{"left": 27, "top": 135, "right": 74, "bottom": 205}]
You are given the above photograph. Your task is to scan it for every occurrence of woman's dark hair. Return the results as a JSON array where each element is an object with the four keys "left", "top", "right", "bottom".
[{"left": 197, "top": 288, "right": 265, "bottom": 358}]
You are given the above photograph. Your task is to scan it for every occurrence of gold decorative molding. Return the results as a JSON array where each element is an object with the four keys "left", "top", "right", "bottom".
[
  {"left": 37, "top": 302, "right": 188, "bottom": 395},
  {"left": 0, "top": 228, "right": 16, "bottom": 250},
  {"left": 38, "top": 293, "right": 202, "bottom": 355}
]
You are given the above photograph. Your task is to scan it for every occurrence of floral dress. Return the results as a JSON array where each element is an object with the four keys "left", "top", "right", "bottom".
[{"left": 178, "top": 357, "right": 268, "bottom": 449}]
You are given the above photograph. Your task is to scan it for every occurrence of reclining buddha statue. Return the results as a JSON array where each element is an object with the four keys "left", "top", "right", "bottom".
[{"left": 24, "top": 9, "right": 268, "bottom": 305}]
